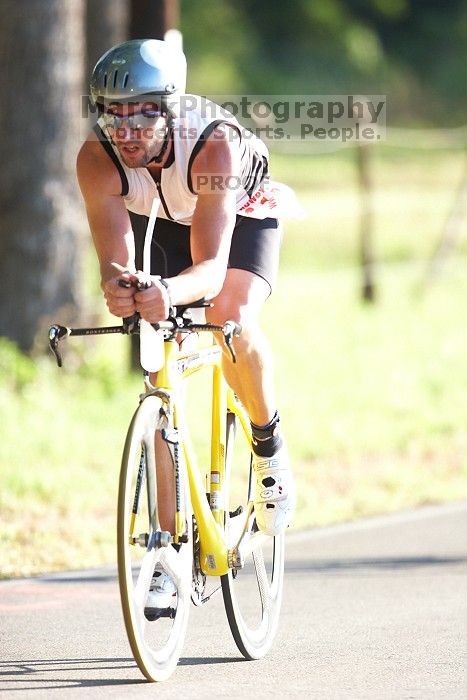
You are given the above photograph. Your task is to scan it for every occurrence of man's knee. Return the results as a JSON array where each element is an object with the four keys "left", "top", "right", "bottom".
[
  {"left": 206, "top": 297, "right": 263, "bottom": 337},
  {"left": 206, "top": 301, "right": 263, "bottom": 356},
  {"left": 206, "top": 297, "right": 241, "bottom": 326},
  {"left": 206, "top": 270, "right": 269, "bottom": 325}
]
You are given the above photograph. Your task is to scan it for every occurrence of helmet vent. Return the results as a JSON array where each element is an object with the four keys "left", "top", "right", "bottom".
[{"left": 90, "top": 40, "right": 187, "bottom": 106}]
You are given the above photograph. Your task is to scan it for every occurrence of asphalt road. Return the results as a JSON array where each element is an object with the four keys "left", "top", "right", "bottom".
[{"left": 1, "top": 501, "right": 466, "bottom": 699}]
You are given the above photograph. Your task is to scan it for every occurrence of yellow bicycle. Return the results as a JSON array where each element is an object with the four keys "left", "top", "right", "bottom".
[{"left": 49, "top": 301, "right": 285, "bottom": 682}]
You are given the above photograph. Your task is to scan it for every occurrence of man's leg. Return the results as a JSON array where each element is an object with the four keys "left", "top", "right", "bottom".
[
  {"left": 206, "top": 268, "right": 275, "bottom": 425},
  {"left": 206, "top": 268, "right": 295, "bottom": 535}
]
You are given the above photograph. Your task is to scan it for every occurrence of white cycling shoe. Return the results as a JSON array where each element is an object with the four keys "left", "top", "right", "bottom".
[
  {"left": 252, "top": 445, "right": 296, "bottom": 536},
  {"left": 144, "top": 565, "right": 177, "bottom": 621}
]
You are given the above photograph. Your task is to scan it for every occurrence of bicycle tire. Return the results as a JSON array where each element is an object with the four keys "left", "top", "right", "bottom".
[
  {"left": 117, "top": 395, "right": 192, "bottom": 682},
  {"left": 221, "top": 411, "right": 285, "bottom": 659}
]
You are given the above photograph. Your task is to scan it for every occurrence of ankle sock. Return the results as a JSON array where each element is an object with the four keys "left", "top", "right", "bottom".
[{"left": 251, "top": 411, "right": 283, "bottom": 458}]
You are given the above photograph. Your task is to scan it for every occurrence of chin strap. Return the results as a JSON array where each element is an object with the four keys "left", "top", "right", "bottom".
[{"left": 147, "top": 121, "right": 173, "bottom": 165}]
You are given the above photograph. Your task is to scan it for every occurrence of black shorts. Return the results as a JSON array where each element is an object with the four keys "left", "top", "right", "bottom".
[{"left": 132, "top": 214, "right": 282, "bottom": 293}]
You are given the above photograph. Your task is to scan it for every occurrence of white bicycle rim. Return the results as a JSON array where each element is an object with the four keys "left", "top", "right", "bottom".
[
  {"left": 221, "top": 412, "right": 285, "bottom": 659},
  {"left": 117, "top": 395, "right": 192, "bottom": 682}
]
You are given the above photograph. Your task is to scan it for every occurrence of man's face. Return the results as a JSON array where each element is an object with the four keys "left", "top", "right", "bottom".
[{"left": 102, "top": 101, "right": 168, "bottom": 167}]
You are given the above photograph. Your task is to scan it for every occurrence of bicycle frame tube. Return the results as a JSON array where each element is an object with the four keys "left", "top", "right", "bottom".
[
  {"left": 186, "top": 372, "right": 252, "bottom": 577},
  {"left": 152, "top": 338, "right": 234, "bottom": 576},
  {"left": 210, "top": 362, "right": 227, "bottom": 528}
]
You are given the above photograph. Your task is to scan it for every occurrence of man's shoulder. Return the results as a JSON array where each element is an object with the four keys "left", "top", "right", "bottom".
[
  {"left": 178, "top": 94, "right": 268, "bottom": 156},
  {"left": 76, "top": 131, "right": 121, "bottom": 196},
  {"left": 179, "top": 95, "right": 238, "bottom": 127}
]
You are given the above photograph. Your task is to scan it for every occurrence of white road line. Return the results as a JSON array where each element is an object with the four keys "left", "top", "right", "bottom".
[
  {"left": 286, "top": 500, "right": 467, "bottom": 544},
  {"left": 2, "top": 501, "right": 466, "bottom": 586}
]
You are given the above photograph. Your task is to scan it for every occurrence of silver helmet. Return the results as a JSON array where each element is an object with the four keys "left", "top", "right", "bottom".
[{"left": 90, "top": 39, "right": 187, "bottom": 117}]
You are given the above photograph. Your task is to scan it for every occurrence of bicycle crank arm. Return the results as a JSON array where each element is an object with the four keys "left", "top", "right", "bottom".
[{"left": 227, "top": 502, "right": 273, "bottom": 569}]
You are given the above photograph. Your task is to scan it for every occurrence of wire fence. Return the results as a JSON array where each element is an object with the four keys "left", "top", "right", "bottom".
[
  {"left": 270, "top": 124, "right": 467, "bottom": 299},
  {"left": 269, "top": 124, "right": 467, "bottom": 154}
]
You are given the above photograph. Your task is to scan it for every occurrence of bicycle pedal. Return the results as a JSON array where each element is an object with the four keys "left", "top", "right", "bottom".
[
  {"left": 144, "top": 606, "right": 176, "bottom": 621},
  {"left": 229, "top": 506, "right": 243, "bottom": 518}
]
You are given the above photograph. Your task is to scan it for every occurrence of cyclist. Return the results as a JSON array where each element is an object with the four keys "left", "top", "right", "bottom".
[{"left": 77, "top": 39, "right": 296, "bottom": 615}]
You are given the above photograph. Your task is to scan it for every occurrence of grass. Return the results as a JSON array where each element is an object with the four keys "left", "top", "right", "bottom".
[
  {"left": 1, "top": 146, "right": 467, "bottom": 577},
  {"left": 265, "top": 262, "right": 467, "bottom": 528},
  {"left": 0, "top": 336, "right": 139, "bottom": 578},
  {"left": 273, "top": 147, "right": 467, "bottom": 270}
]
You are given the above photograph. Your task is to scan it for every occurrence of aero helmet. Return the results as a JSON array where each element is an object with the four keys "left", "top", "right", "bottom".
[{"left": 90, "top": 38, "right": 187, "bottom": 118}]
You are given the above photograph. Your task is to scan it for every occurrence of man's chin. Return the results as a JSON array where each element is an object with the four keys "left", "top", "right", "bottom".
[{"left": 118, "top": 146, "right": 148, "bottom": 168}]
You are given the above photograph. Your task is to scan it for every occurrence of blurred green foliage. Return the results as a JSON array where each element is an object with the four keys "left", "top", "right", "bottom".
[
  {"left": 0, "top": 338, "right": 37, "bottom": 392},
  {"left": 181, "top": 0, "right": 467, "bottom": 126}
]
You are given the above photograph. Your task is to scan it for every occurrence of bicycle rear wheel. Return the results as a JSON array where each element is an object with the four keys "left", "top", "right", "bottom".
[
  {"left": 221, "top": 411, "right": 285, "bottom": 659},
  {"left": 117, "top": 395, "right": 192, "bottom": 682}
]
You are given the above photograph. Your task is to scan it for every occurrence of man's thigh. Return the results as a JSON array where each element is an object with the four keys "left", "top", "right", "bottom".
[
  {"left": 138, "top": 214, "right": 282, "bottom": 294},
  {"left": 228, "top": 215, "right": 282, "bottom": 295}
]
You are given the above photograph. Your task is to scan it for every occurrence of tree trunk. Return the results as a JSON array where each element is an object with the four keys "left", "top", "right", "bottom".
[
  {"left": 356, "top": 143, "right": 376, "bottom": 303},
  {"left": 86, "top": 0, "right": 129, "bottom": 85},
  {"left": 130, "top": 0, "right": 179, "bottom": 39},
  {"left": 0, "top": 0, "right": 86, "bottom": 351}
]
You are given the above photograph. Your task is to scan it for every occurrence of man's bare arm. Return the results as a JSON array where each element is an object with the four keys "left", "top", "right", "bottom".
[
  {"left": 160, "top": 125, "right": 239, "bottom": 305},
  {"left": 77, "top": 136, "right": 135, "bottom": 282},
  {"left": 76, "top": 136, "right": 137, "bottom": 317}
]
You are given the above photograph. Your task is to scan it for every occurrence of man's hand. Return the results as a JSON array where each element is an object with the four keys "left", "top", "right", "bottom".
[
  {"left": 103, "top": 264, "right": 171, "bottom": 322},
  {"left": 103, "top": 275, "right": 137, "bottom": 318},
  {"left": 134, "top": 281, "right": 171, "bottom": 323}
]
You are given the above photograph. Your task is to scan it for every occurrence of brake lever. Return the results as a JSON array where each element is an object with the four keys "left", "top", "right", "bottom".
[
  {"left": 48, "top": 324, "right": 70, "bottom": 367},
  {"left": 222, "top": 321, "right": 242, "bottom": 363}
]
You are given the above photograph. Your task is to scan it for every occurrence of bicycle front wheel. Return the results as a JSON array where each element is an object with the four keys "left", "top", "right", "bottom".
[
  {"left": 221, "top": 411, "right": 285, "bottom": 659},
  {"left": 117, "top": 395, "right": 192, "bottom": 682}
]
